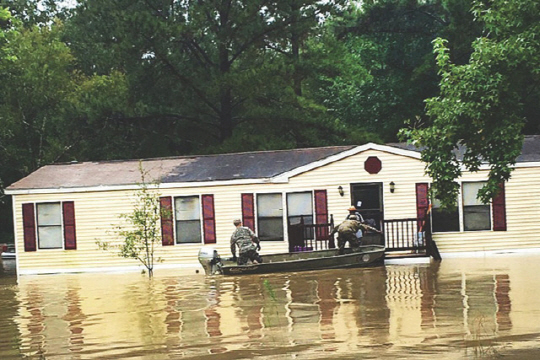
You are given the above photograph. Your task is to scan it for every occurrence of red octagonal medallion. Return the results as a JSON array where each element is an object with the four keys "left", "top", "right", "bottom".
[{"left": 364, "top": 156, "right": 382, "bottom": 174}]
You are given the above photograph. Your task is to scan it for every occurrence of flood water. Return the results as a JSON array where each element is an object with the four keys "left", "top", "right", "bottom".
[{"left": 2, "top": 254, "right": 540, "bottom": 359}]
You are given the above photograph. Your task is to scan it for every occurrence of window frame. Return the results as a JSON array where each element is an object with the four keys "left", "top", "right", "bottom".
[
  {"left": 286, "top": 191, "right": 314, "bottom": 226},
  {"left": 256, "top": 192, "right": 285, "bottom": 241},
  {"left": 36, "top": 202, "right": 64, "bottom": 250},
  {"left": 431, "top": 196, "right": 460, "bottom": 233},
  {"left": 431, "top": 181, "right": 493, "bottom": 233},
  {"left": 462, "top": 181, "right": 491, "bottom": 231},
  {"left": 254, "top": 190, "right": 318, "bottom": 242},
  {"left": 286, "top": 191, "right": 314, "bottom": 239},
  {"left": 173, "top": 195, "right": 203, "bottom": 244}
]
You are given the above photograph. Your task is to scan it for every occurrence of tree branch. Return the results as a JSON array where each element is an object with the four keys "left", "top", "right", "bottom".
[{"left": 149, "top": 42, "right": 221, "bottom": 115}]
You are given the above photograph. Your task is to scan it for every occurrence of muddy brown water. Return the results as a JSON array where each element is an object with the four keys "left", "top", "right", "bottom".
[{"left": 1, "top": 254, "right": 540, "bottom": 359}]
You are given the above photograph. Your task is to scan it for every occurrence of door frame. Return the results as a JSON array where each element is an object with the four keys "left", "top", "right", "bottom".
[{"left": 349, "top": 182, "right": 384, "bottom": 229}]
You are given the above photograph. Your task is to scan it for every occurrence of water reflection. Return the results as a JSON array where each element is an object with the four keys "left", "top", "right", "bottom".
[
  {"left": 1, "top": 258, "right": 16, "bottom": 275},
  {"left": 1, "top": 254, "right": 540, "bottom": 359}
]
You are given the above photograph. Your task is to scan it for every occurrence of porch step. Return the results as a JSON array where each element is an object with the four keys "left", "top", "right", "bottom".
[{"left": 384, "top": 251, "right": 429, "bottom": 260}]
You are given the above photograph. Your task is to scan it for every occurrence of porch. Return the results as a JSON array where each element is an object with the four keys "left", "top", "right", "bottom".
[{"left": 288, "top": 215, "right": 441, "bottom": 260}]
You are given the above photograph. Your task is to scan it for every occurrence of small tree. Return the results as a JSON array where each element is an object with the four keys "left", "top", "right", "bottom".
[{"left": 97, "top": 162, "right": 164, "bottom": 277}]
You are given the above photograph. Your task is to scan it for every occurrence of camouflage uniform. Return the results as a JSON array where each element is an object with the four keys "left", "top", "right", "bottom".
[
  {"left": 230, "top": 227, "right": 262, "bottom": 265},
  {"left": 331, "top": 219, "right": 379, "bottom": 254}
]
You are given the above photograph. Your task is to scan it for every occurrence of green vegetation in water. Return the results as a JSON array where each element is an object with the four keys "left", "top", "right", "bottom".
[
  {"left": 261, "top": 278, "right": 286, "bottom": 342},
  {"left": 465, "top": 316, "right": 504, "bottom": 358},
  {"left": 263, "top": 279, "right": 277, "bottom": 302}
]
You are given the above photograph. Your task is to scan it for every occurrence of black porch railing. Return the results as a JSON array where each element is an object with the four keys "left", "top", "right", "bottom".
[
  {"left": 383, "top": 218, "right": 426, "bottom": 251},
  {"left": 383, "top": 213, "right": 441, "bottom": 260},
  {"left": 288, "top": 212, "right": 441, "bottom": 260},
  {"left": 288, "top": 215, "right": 335, "bottom": 252}
]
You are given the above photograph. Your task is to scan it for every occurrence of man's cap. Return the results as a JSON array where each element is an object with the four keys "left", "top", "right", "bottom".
[{"left": 347, "top": 206, "right": 357, "bottom": 211}]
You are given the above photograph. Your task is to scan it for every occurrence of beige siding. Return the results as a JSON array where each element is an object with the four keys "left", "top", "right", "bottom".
[
  {"left": 12, "top": 149, "right": 428, "bottom": 274},
  {"left": 10, "top": 147, "right": 540, "bottom": 274},
  {"left": 433, "top": 167, "right": 540, "bottom": 253},
  {"left": 14, "top": 183, "right": 308, "bottom": 274},
  {"left": 287, "top": 149, "right": 429, "bottom": 221}
]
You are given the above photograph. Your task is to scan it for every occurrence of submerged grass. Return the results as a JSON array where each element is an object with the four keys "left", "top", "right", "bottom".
[
  {"left": 465, "top": 316, "right": 503, "bottom": 358},
  {"left": 261, "top": 278, "right": 287, "bottom": 343},
  {"left": 263, "top": 279, "right": 277, "bottom": 302}
]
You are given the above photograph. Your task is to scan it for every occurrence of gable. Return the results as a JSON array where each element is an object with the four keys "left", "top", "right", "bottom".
[{"left": 273, "top": 143, "right": 422, "bottom": 182}]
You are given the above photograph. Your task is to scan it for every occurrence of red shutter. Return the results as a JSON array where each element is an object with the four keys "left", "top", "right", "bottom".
[
  {"left": 416, "top": 183, "right": 429, "bottom": 231},
  {"left": 314, "top": 190, "right": 328, "bottom": 224},
  {"left": 314, "top": 190, "right": 329, "bottom": 240},
  {"left": 160, "top": 196, "right": 174, "bottom": 246},
  {"left": 241, "top": 193, "right": 255, "bottom": 231},
  {"left": 22, "top": 203, "right": 37, "bottom": 252},
  {"left": 492, "top": 183, "right": 507, "bottom": 231},
  {"left": 62, "top": 201, "right": 77, "bottom": 250},
  {"left": 202, "top": 194, "right": 216, "bottom": 244}
]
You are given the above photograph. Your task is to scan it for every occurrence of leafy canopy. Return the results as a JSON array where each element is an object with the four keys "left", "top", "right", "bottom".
[{"left": 403, "top": 0, "right": 540, "bottom": 207}]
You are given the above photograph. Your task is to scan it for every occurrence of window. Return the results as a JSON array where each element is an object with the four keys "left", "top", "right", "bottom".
[
  {"left": 175, "top": 196, "right": 201, "bottom": 243},
  {"left": 37, "top": 202, "right": 63, "bottom": 249},
  {"left": 431, "top": 197, "right": 460, "bottom": 232},
  {"left": 463, "top": 182, "right": 491, "bottom": 231},
  {"left": 431, "top": 182, "right": 493, "bottom": 233},
  {"left": 287, "top": 192, "right": 313, "bottom": 225},
  {"left": 257, "top": 193, "right": 283, "bottom": 241},
  {"left": 22, "top": 201, "right": 77, "bottom": 252},
  {"left": 287, "top": 192, "right": 314, "bottom": 239}
]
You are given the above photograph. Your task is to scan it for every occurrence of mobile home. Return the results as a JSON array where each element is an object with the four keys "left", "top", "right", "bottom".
[{"left": 6, "top": 136, "right": 540, "bottom": 275}]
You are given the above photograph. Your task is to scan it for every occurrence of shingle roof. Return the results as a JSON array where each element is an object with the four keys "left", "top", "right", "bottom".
[
  {"left": 518, "top": 135, "right": 540, "bottom": 162},
  {"left": 388, "top": 135, "right": 540, "bottom": 163},
  {"left": 6, "top": 136, "right": 540, "bottom": 192},
  {"left": 6, "top": 146, "right": 355, "bottom": 191}
]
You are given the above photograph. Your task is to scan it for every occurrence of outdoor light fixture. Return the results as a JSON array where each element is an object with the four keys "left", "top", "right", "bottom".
[
  {"left": 389, "top": 181, "right": 395, "bottom": 193},
  {"left": 338, "top": 186, "right": 344, "bottom": 197}
]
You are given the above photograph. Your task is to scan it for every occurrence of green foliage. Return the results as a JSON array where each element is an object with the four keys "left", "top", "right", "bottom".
[
  {"left": 96, "top": 162, "right": 164, "bottom": 278},
  {"left": 0, "top": 21, "right": 129, "bottom": 182},
  {"left": 63, "top": 0, "right": 371, "bottom": 153},
  {"left": 1, "top": 23, "right": 75, "bottom": 170},
  {"left": 0, "top": 7, "right": 18, "bottom": 67},
  {"left": 60, "top": 71, "right": 141, "bottom": 161},
  {"left": 332, "top": 0, "right": 482, "bottom": 142},
  {"left": 1, "top": 0, "right": 68, "bottom": 26},
  {"left": 0, "top": 16, "right": 71, "bottom": 223},
  {"left": 405, "top": 0, "right": 540, "bottom": 207},
  {"left": 0, "top": 7, "right": 18, "bottom": 240}
]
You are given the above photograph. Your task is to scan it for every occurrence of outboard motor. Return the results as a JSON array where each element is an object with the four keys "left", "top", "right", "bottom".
[{"left": 198, "top": 247, "right": 222, "bottom": 275}]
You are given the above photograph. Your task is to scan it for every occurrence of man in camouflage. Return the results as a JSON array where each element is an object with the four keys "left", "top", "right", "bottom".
[
  {"left": 330, "top": 215, "right": 381, "bottom": 254},
  {"left": 230, "top": 219, "right": 262, "bottom": 265}
]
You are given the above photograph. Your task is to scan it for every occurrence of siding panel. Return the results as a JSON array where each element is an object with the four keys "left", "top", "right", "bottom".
[{"left": 11, "top": 150, "right": 540, "bottom": 274}]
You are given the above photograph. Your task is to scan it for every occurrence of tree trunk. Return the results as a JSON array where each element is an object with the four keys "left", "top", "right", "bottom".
[
  {"left": 218, "top": 2, "right": 234, "bottom": 142},
  {"left": 291, "top": 3, "right": 302, "bottom": 97}
]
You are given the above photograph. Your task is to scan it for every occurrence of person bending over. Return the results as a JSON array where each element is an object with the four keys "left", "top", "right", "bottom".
[
  {"left": 230, "top": 219, "right": 262, "bottom": 265},
  {"left": 330, "top": 215, "right": 381, "bottom": 254}
]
